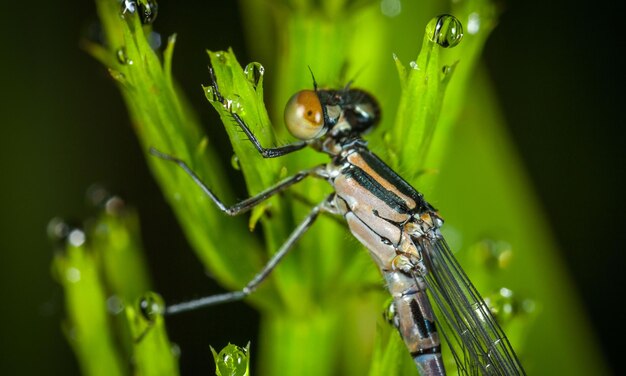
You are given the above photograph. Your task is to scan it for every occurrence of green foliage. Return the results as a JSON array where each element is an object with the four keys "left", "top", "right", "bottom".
[
  {"left": 52, "top": 0, "right": 607, "bottom": 375},
  {"left": 51, "top": 200, "right": 179, "bottom": 376}
]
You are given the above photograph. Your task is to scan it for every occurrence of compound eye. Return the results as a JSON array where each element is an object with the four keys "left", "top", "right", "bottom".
[{"left": 284, "top": 90, "right": 326, "bottom": 140}]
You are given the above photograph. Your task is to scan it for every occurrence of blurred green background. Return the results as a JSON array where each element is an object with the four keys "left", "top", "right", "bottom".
[{"left": 0, "top": 0, "right": 622, "bottom": 374}]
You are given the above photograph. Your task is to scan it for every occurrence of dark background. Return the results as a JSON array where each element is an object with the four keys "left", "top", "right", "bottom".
[{"left": 0, "top": 1, "right": 622, "bottom": 374}]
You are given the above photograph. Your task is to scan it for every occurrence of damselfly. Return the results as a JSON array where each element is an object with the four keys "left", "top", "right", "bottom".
[{"left": 150, "top": 67, "right": 525, "bottom": 375}]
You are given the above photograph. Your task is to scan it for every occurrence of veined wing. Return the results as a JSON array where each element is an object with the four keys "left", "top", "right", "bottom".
[{"left": 418, "top": 236, "right": 525, "bottom": 375}]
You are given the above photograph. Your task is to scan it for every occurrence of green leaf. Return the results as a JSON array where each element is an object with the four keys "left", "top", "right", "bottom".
[{"left": 52, "top": 236, "right": 126, "bottom": 376}]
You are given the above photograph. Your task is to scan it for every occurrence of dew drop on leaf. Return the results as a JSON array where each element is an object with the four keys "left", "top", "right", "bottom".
[
  {"left": 138, "top": 0, "right": 158, "bottom": 25},
  {"left": 120, "top": 0, "right": 158, "bottom": 25},
  {"left": 231, "top": 154, "right": 241, "bottom": 171},
  {"left": 115, "top": 47, "right": 133, "bottom": 65},
  {"left": 470, "top": 239, "right": 513, "bottom": 270},
  {"left": 214, "top": 51, "right": 227, "bottom": 63},
  {"left": 467, "top": 12, "right": 481, "bottom": 35},
  {"left": 47, "top": 217, "right": 71, "bottom": 243},
  {"left": 426, "top": 14, "right": 463, "bottom": 48},
  {"left": 138, "top": 292, "right": 165, "bottom": 323},
  {"left": 67, "top": 228, "right": 86, "bottom": 247},
  {"left": 65, "top": 267, "right": 82, "bottom": 283},
  {"left": 212, "top": 343, "right": 249, "bottom": 376},
  {"left": 380, "top": 0, "right": 401, "bottom": 18},
  {"left": 205, "top": 86, "right": 219, "bottom": 102},
  {"left": 225, "top": 98, "right": 245, "bottom": 115},
  {"left": 484, "top": 287, "right": 530, "bottom": 324},
  {"left": 86, "top": 183, "right": 110, "bottom": 208},
  {"left": 46, "top": 217, "right": 86, "bottom": 248},
  {"left": 108, "top": 69, "right": 126, "bottom": 82},
  {"left": 147, "top": 31, "right": 162, "bottom": 50},
  {"left": 107, "top": 295, "right": 125, "bottom": 314},
  {"left": 244, "top": 62, "right": 265, "bottom": 87}
]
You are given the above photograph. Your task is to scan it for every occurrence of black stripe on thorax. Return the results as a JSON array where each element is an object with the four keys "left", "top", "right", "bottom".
[
  {"left": 356, "top": 147, "right": 423, "bottom": 204},
  {"left": 342, "top": 166, "right": 412, "bottom": 214}
]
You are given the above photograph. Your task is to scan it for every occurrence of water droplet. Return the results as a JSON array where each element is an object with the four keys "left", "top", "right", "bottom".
[
  {"left": 382, "top": 298, "right": 397, "bottom": 326},
  {"left": 47, "top": 217, "right": 71, "bottom": 243},
  {"left": 224, "top": 98, "right": 244, "bottom": 115},
  {"left": 213, "top": 51, "right": 227, "bottom": 63},
  {"left": 107, "top": 295, "right": 125, "bottom": 314},
  {"left": 380, "top": 0, "right": 401, "bottom": 18},
  {"left": 499, "top": 287, "right": 513, "bottom": 298},
  {"left": 108, "top": 69, "right": 126, "bottom": 82},
  {"left": 116, "top": 48, "right": 132, "bottom": 65},
  {"left": 66, "top": 267, "right": 82, "bottom": 283},
  {"left": 85, "top": 184, "right": 126, "bottom": 215},
  {"left": 105, "top": 196, "right": 126, "bottom": 215},
  {"left": 230, "top": 154, "right": 241, "bottom": 171},
  {"left": 471, "top": 239, "right": 513, "bottom": 269},
  {"left": 409, "top": 61, "right": 419, "bottom": 70},
  {"left": 68, "top": 228, "right": 86, "bottom": 247},
  {"left": 244, "top": 62, "right": 265, "bottom": 87},
  {"left": 138, "top": 292, "right": 164, "bottom": 323},
  {"left": 47, "top": 218, "right": 87, "bottom": 250},
  {"left": 138, "top": 0, "right": 158, "bottom": 24},
  {"left": 120, "top": 0, "right": 158, "bottom": 25},
  {"left": 205, "top": 85, "right": 219, "bottom": 102},
  {"left": 147, "top": 31, "right": 162, "bottom": 50},
  {"left": 170, "top": 343, "right": 181, "bottom": 359},
  {"left": 197, "top": 137, "right": 208, "bottom": 153},
  {"left": 440, "top": 63, "right": 458, "bottom": 80},
  {"left": 86, "top": 184, "right": 110, "bottom": 208},
  {"left": 212, "top": 344, "right": 249, "bottom": 376},
  {"left": 522, "top": 299, "right": 536, "bottom": 314},
  {"left": 467, "top": 12, "right": 480, "bottom": 35},
  {"left": 484, "top": 287, "right": 523, "bottom": 323},
  {"left": 426, "top": 14, "right": 463, "bottom": 48}
]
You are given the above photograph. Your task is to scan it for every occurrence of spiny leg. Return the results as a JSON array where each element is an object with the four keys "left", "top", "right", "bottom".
[
  {"left": 165, "top": 195, "right": 334, "bottom": 315},
  {"left": 150, "top": 147, "right": 323, "bottom": 215},
  {"left": 207, "top": 64, "right": 307, "bottom": 158}
]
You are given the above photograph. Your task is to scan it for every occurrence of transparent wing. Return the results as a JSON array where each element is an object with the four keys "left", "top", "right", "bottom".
[{"left": 417, "top": 236, "right": 525, "bottom": 375}]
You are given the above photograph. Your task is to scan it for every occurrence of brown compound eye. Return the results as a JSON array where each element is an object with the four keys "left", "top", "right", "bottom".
[{"left": 284, "top": 90, "right": 326, "bottom": 140}]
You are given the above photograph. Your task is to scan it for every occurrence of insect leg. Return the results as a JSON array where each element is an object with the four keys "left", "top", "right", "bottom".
[
  {"left": 165, "top": 196, "right": 333, "bottom": 315},
  {"left": 150, "top": 147, "right": 323, "bottom": 215},
  {"left": 208, "top": 65, "right": 307, "bottom": 158}
]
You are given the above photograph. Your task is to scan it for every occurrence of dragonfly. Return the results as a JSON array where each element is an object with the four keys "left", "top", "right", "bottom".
[{"left": 150, "top": 67, "right": 526, "bottom": 375}]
